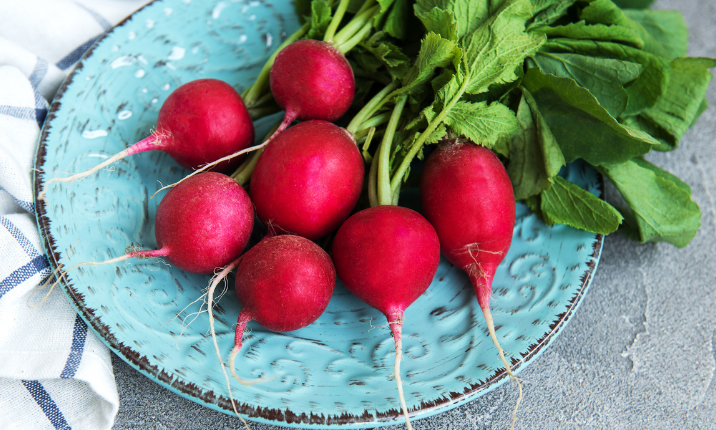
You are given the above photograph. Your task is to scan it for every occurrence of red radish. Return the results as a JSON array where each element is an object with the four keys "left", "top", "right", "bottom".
[
  {"left": 224, "top": 235, "right": 336, "bottom": 381},
  {"left": 39, "top": 79, "right": 254, "bottom": 199},
  {"left": 250, "top": 120, "right": 364, "bottom": 240},
  {"left": 35, "top": 172, "right": 254, "bottom": 297},
  {"left": 169, "top": 39, "right": 356, "bottom": 182},
  {"left": 419, "top": 142, "right": 522, "bottom": 428},
  {"left": 270, "top": 39, "right": 355, "bottom": 126},
  {"left": 332, "top": 205, "right": 440, "bottom": 429}
]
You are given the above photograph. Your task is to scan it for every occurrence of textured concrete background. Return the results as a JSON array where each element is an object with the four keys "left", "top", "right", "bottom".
[{"left": 111, "top": 1, "right": 716, "bottom": 428}]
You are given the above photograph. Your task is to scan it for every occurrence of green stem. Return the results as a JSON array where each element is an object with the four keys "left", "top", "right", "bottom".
[
  {"left": 335, "top": 21, "right": 373, "bottom": 54},
  {"left": 333, "top": 5, "right": 379, "bottom": 46},
  {"left": 354, "top": 112, "right": 391, "bottom": 139},
  {"left": 248, "top": 105, "right": 281, "bottom": 121},
  {"left": 389, "top": 79, "right": 469, "bottom": 195},
  {"left": 324, "top": 0, "right": 351, "bottom": 43},
  {"left": 362, "top": 126, "right": 376, "bottom": 164},
  {"left": 231, "top": 147, "right": 263, "bottom": 185},
  {"left": 355, "top": 0, "right": 377, "bottom": 16},
  {"left": 230, "top": 120, "right": 282, "bottom": 184},
  {"left": 377, "top": 95, "right": 407, "bottom": 206},
  {"left": 368, "top": 144, "right": 380, "bottom": 207},
  {"left": 347, "top": 81, "right": 399, "bottom": 135},
  {"left": 243, "top": 22, "right": 310, "bottom": 106}
]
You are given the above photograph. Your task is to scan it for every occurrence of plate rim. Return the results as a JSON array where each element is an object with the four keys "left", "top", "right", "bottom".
[{"left": 32, "top": 0, "right": 605, "bottom": 427}]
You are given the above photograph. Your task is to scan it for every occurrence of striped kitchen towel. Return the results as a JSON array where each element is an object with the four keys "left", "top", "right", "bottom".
[{"left": 0, "top": 1, "right": 148, "bottom": 429}]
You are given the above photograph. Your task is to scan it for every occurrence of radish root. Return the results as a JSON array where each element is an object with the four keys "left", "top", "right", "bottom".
[
  {"left": 228, "top": 311, "right": 269, "bottom": 386},
  {"left": 27, "top": 247, "right": 169, "bottom": 308},
  {"left": 38, "top": 134, "right": 163, "bottom": 201},
  {"left": 388, "top": 310, "right": 413, "bottom": 430},
  {"left": 205, "top": 258, "right": 252, "bottom": 429},
  {"left": 482, "top": 307, "right": 523, "bottom": 430},
  {"left": 152, "top": 114, "right": 294, "bottom": 199}
]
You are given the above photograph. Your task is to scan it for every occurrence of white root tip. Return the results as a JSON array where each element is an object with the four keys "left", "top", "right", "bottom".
[{"left": 482, "top": 307, "right": 523, "bottom": 430}]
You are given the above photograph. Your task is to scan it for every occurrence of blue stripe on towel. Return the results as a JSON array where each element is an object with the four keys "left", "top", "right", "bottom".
[
  {"left": 22, "top": 380, "right": 72, "bottom": 430},
  {"left": 0, "top": 256, "right": 49, "bottom": 299},
  {"left": 61, "top": 316, "right": 88, "bottom": 379},
  {"left": 0, "top": 185, "right": 35, "bottom": 213},
  {"left": 75, "top": 2, "right": 113, "bottom": 31},
  {"left": 0, "top": 105, "right": 37, "bottom": 121},
  {"left": 29, "top": 58, "right": 48, "bottom": 89},
  {"left": 56, "top": 35, "right": 101, "bottom": 70},
  {"left": 0, "top": 217, "right": 41, "bottom": 257},
  {"left": 0, "top": 217, "right": 50, "bottom": 299}
]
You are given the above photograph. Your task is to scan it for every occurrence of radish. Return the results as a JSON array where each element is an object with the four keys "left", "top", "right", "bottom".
[
  {"left": 167, "top": 39, "right": 356, "bottom": 183},
  {"left": 419, "top": 142, "right": 523, "bottom": 428},
  {"left": 39, "top": 79, "right": 254, "bottom": 199},
  {"left": 332, "top": 205, "right": 440, "bottom": 429},
  {"left": 223, "top": 235, "right": 336, "bottom": 381},
  {"left": 250, "top": 120, "right": 364, "bottom": 240},
  {"left": 270, "top": 39, "right": 355, "bottom": 127},
  {"left": 35, "top": 172, "right": 254, "bottom": 299}
]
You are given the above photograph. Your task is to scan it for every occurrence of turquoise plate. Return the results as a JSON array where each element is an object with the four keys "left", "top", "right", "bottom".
[{"left": 33, "top": 0, "right": 603, "bottom": 427}]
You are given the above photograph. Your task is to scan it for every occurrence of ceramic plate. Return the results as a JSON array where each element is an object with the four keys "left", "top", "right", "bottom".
[{"left": 33, "top": 0, "right": 603, "bottom": 427}]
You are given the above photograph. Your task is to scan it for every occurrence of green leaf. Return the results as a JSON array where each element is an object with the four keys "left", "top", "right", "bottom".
[
  {"left": 415, "top": 0, "right": 498, "bottom": 40},
  {"left": 443, "top": 100, "right": 519, "bottom": 147},
  {"left": 401, "top": 32, "right": 461, "bottom": 94},
  {"left": 415, "top": 6, "right": 458, "bottom": 41},
  {"left": 306, "top": 0, "right": 332, "bottom": 40},
  {"left": 383, "top": 0, "right": 413, "bottom": 40},
  {"left": 598, "top": 158, "right": 701, "bottom": 247},
  {"left": 528, "top": 0, "right": 578, "bottom": 29},
  {"left": 461, "top": 0, "right": 545, "bottom": 96},
  {"left": 530, "top": 51, "right": 642, "bottom": 117},
  {"left": 522, "top": 67, "right": 657, "bottom": 166},
  {"left": 632, "top": 157, "right": 691, "bottom": 194},
  {"left": 507, "top": 88, "right": 566, "bottom": 200},
  {"left": 540, "top": 176, "right": 623, "bottom": 235},
  {"left": 295, "top": 0, "right": 312, "bottom": 23},
  {"left": 525, "top": 194, "right": 542, "bottom": 217},
  {"left": 623, "top": 9, "right": 688, "bottom": 60},
  {"left": 620, "top": 114, "right": 674, "bottom": 152},
  {"left": 532, "top": 21, "right": 643, "bottom": 49},
  {"left": 361, "top": 33, "right": 412, "bottom": 79},
  {"left": 580, "top": 0, "right": 686, "bottom": 60},
  {"left": 691, "top": 97, "right": 709, "bottom": 128},
  {"left": 611, "top": 0, "right": 655, "bottom": 8},
  {"left": 639, "top": 57, "right": 716, "bottom": 149},
  {"left": 543, "top": 38, "right": 670, "bottom": 115}
]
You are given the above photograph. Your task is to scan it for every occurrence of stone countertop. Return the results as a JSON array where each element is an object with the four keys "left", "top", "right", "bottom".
[{"left": 111, "top": 1, "right": 716, "bottom": 428}]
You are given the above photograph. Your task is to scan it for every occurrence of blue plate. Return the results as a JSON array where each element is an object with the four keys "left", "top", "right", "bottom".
[{"left": 33, "top": 0, "right": 603, "bottom": 427}]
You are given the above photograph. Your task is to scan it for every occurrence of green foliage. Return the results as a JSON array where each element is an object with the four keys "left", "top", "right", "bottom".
[
  {"left": 540, "top": 176, "right": 623, "bottom": 235},
  {"left": 328, "top": 0, "right": 713, "bottom": 247}
]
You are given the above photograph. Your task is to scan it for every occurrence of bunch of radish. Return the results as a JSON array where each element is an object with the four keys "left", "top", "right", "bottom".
[{"left": 37, "top": 0, "right": 529, "bottom": 428}]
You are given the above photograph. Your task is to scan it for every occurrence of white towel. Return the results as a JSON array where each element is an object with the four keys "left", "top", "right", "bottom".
[{"left": 0, "top": 2, "right": 149, "bottom": 429}]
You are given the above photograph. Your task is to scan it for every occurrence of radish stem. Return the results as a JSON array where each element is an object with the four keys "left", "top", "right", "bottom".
[{"left": 377, "top": 95, "right": 406, "bottom": 206}]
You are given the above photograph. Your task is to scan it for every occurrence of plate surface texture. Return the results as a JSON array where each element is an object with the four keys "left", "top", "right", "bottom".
[{"left": 34, "top": 0, "right": 603, "bottom": 427}]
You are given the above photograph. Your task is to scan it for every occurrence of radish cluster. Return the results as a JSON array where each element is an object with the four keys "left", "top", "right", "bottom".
[{"left": 41, "top": 22, "right": 523, "bottom": 429}]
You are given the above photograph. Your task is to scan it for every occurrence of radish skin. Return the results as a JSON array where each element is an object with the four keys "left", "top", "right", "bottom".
[
  {"left": 39, "top": 79, "right": 254, "bottom": 200},
  {"left": 32, "top": 173, "right": 254, "bottom": 303},
  {"left": 332, "top": 206, "right": 440, "bottom": 429},
  {"left": 419, "top": 142, "right": 522, "bottom": 429},
  {"left": 250, "top": 120, "right": 364, "bottom": 240},
  {"left": 168, "top": 39, "right": 356, "bottom": 183},
  {"left": 228, "top": 235, "right": 336, "bottom": 382}
]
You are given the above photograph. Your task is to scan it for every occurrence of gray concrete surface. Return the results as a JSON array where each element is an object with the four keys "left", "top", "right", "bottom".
[{"left": 111, "top": 1, "right": 716, "bottom": 428}]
